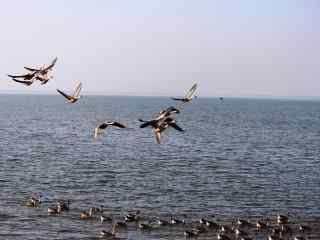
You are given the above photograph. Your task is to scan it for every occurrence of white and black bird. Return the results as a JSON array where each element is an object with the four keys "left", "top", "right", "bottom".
[
  {"left": 93, "top": 121, "right": 126, "bottom": 141},
  {"left": 171, "top": 83, "right": 197, "bottom": 103},
  {"left": 57, "top": 82, "right": 82, "bottom": 103}
]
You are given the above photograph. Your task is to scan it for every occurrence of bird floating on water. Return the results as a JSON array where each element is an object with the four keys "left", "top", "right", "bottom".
[{"left": 57, "top": 82, "right": 82, "bottom": 103}]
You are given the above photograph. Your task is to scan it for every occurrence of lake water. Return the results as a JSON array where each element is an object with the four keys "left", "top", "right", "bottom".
[{"left": 0, "top": 95, "right": 319, "bottom": 239}]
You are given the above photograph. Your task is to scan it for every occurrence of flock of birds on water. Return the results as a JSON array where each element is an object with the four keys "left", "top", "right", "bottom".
[
  {"left": 8, "top": 57, "right": 316, "bottom": 239},
  {"left": 8, "top": 57, "right": 200, "bottom": 144},
  {"left": 24, "top": 196, "right": 313, "bottom": 240}
]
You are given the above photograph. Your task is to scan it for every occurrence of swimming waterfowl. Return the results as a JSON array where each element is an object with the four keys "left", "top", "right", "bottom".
[
  {"left": 56, "top": 82, "right": 82, "bottom": 103},
  {"left": 240, "top": 236, "right": 253, "bottom": 240},
  {"left": 169, "top": 216, "right": 185, "bottom": 225},
  {"left": 207, "top": 221, "right": 219, "bottom": 228},
  {"left": 299, "top": 225, "right": 312, "bottom": 232},
  {"left": 48, "top": 204, "right": 61, "bottom": 215},
  {"left": 277, "top": 214, "right": 288, "bottom": 224},
  {"left": 220, "top": 225, "right": 234, "bottom": 234},
  {"left": 235, "top": 228, "right": 248, "bottom": 237},
  {"left": 184, "top": 230, "right": 198, "bottom": 238},
  {"left": 193, "top": 226, "right": 207, "bottom": 234},
  {"left": 294, "top": 236, "right": 306, "bottom": 240},
  {"left": 256, "top": 221, "right": 267, "bottom": 230},
  {"left": 99, "top": 224, "right": 117, "bottom": 239},
  {"left": 217, "top": 233, "right": 231, "bottom": 240},
  {"left": 80, "top": 207, "right": 93, "bottom": 220},
  {"left": 25, "top": 195, "right": 41, "bottom": 207},
  {"left": 171, "top": 83, "right": 197, "bottom": 103},
  {"left": 138, "top": 222, "right": 152, "bottom": 230},
  {"left": 125, "top": 210, "right": 140, "bottom": 222},
  {"left": 157, "top": 219, "right": 170, "bottom": 226},
  {"left": 199, "top": 218, "right": 218, "bottom": 228},
  {"left": 93, "top": 121, "right": 126, "bottom": 141},
  {"left": 57, "top": 200, "right": 70, "bottom": 211},
  {"left": 237, "top": 218, "right": 251, "bottom": 227},
  {"left": 100, "top": 207, "right": 112, "bottom": 223},
  {"left": 114, "top": 221, "right": 127, "bottom": 228},
  {"left": 280, "top": 224, "right": 292, "bottom": 235},
  {"left": 268, "top": 235, "right": 283, "bottom": 240}
]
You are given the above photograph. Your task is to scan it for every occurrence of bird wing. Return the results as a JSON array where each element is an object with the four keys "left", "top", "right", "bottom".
[
  {"left": 24, "top": 67, "right": 40, "bottom": 72},
  {"left": 11, "top": 78, "right": 33, "bottom": 85},
  {"left": 56, "top": 89, "right": 72, "bottom": 101},
  {"left": 110, "top": 122, "right": 126, "bottom": 128},
  {"left": 8, "top": 73, "right": 31, "bottom": 78},
  {"left": 185, "top": 83, "right": 197, "bottom": 99},
  {"left": 154, "top": 131, "right": 161, "bottom": 144},
  {"left": 169, "top": 122, "right": 184, "bottom": 132},
  {"left": 171, "top": 97, "right": 184, "bottom": 101},
  {"left": 72, "top": 82, "right": 82, "bottom": 97},
  {"left": 43, "top": 57, "right": 58, "bottom": 71}
]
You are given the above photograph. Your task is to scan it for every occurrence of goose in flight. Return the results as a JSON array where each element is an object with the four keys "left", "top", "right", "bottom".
[
  {"left": 156, "top": 106, "right": 180, "bottom": 120},
  {"left": 139, "top": 117, "right": 184, "bottom": 144},
  {"left": 24, "top": 57, "right": 58, "bottom": 75},
  {"left": 24, "top": 57, "right": 57, "bottom": 85},
  {"left": 93, "top": 121, "right": 126, "bottom": 141},
  {"left": 171, "top": 83, "right": 197, "bottom": 103},
  {"left": 57, "top": 82, "right": 82, "bottom": 103},
  {"left": 8, "top": 72, "right": 37, "bottom": 86}
]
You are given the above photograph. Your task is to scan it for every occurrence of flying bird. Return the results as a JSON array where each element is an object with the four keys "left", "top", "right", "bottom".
[
  {"left": 8, "top": 72, "right": 38, "bottom": 86},
  {"left": 171, "top": 83, "right": 197, "bottom": 103},
  {"left": 57, "top": 82, "right": 82, "bottom": 103},
  {"left": 139, "top": 117, "right": 184, "bottom": 144},
  {"left": 24, "top": 57, "right": 58, "bottom": 85},
  {"left": 93, "top": 121, "right": 126, "bottom": 141},
  {"left": 10, "top": 77, "right": 35, "bottom": 86},
  {"left": 24, "top": 57, "right": 58, "bottom": 75}
]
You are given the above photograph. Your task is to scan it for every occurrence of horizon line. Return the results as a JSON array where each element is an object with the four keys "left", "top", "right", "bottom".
[{"left": 0, "top": 90, "right": 319, "bottom": 101}]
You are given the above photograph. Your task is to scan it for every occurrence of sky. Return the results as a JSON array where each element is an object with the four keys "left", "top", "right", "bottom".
[{"left": 0, "top": 0, "right": 319, "bottom": 97}]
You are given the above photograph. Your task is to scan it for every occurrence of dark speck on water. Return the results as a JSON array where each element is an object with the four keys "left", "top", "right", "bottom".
[{"left": 1, "top": 95, "right": 320, "bottom": 239}]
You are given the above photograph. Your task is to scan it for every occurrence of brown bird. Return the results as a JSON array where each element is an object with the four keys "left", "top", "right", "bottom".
[
  {"left": 139, "top": 117, "right": 184, "bottom": 144},
  {"left": 171, "top": 83, "right": 197, "bottom": 103},
  {"left": 57, "top": 82, "right": 82, "bottom": 103},
  {"left": 93, "top": 121, "right": 126, "bottom": 141}
]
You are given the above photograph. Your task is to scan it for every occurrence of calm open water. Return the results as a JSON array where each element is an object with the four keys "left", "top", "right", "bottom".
[{"left": 0, "top": 95, "right": 320, "bottom": 239}]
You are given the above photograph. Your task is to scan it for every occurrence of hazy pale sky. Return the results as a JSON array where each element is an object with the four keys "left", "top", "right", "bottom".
[{"left": 0, "top": 0, "right": 319, "bottom": 97}]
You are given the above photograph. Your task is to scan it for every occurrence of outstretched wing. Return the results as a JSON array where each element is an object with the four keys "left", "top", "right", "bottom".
[
  {"left": 110, "top": 122, "right": 126, "bottom": 128},
  {"left": 43, "top": 57, "right": 58, "bottom": 71},
  {"left": 11, "top": 78, "right": 33, "bottom": 85},
  {"left": 72, "top": 82, "right": 82, "bottom": 97},
  {"left": 8, "top": 73, "right": 32, "bottom": 78},
  {"left": 184, "top": 83, "right": 197, "bottom": 99},
  {"left": 169, "top": 122, "right": 184, "bottom": 132},
  {"left": 56, "top": 89, "right": 72, "bottom": 101},
  {"left": 24, "top": 67, "right": 40, "bottom": 72},
  {"left": 171, "top": 97, "right": 184, "bottom": 101}
]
